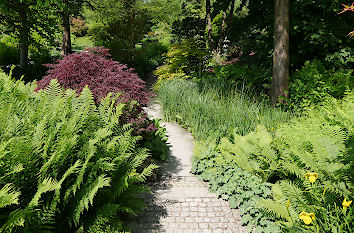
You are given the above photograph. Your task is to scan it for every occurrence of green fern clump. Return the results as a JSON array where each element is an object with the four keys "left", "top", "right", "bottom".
[
  {"left": 0, "top": 71, "right": 158, "bottom": 232},
  {"left": 217, "top": 91, "right": 353, "bottom": 231},
  {"left": 219, "top": 126, "right": 279, "bottom": 182}
]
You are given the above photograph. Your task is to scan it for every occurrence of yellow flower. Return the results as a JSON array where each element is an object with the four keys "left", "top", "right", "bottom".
[
  {"left": 299, "top": 211, "right": 315, "bottom": 225},
  {"left": 286, "top": 199, "right": 291, "bottom": 207},
  {"left": 342, "top": 198, "right": 352, "bottom": 208},
  {"left": 322, "top": 188, "right": 327, "bottom": 197},
  {"left": 305, "top": 172, "right": 318, "bottom": 183}
]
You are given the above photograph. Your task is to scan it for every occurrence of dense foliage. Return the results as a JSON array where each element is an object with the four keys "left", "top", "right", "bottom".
[
  {"left": 153, "top": 39, "right": 206, "bottom": 90},
  {"left": 158, "top": 78, "right": 354, "bottom": 232},
  {"left": 36, "top": 47, "right": 149, "bottom": 105},
  {"left": 0, "top": 71, "right": 158, "bottom": 232},
  {"left": 35, "top": 47, "right": 168, "bottom": 161},
  {"left": 288, "top": 60, "right": 353, "bottom": 109},
  {"left": 192, "top": 143, "right": 280, "bottom": 233}
]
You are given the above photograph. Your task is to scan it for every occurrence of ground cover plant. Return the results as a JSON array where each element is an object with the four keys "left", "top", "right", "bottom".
[
  {"left": 36, "top": 47, "right": 169, "bottom": 161},
  {"left": 0, "top": 71, "right": 158, "bottom": 232},
  {"left": 191, "top": 143, "right": 281, "bottom": 233}
]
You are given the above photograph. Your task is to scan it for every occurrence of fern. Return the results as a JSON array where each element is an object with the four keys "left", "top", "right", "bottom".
[
  {"left": 0, "top": 71, "right": 158, "bottom": 232},
  {"left": 215, "top": 91, "right": 353, "bottom": 231},
  {"left": 0, "top": 184, "right": 20, "bottom": 209},
  {"left": 73, "top": 175, "right": 111, "bottom": 225},
  {"left": 218, "top": 125, "right": 279, "bottom": 181}
]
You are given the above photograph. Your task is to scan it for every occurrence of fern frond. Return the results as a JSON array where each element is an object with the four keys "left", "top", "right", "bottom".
[
  {"left": 0, "top": 183, "right": 20, "bottom": 208},
  {"left": 259, "top": 199, "right": 295, "bottom": 221},
  {"left": 73, "top": 175, "right": 111, "bottom": 225}
]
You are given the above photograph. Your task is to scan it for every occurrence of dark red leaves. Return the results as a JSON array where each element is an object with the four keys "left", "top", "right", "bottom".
[{"left": 36, "top": 47, "right": 149, "bottom": 105}]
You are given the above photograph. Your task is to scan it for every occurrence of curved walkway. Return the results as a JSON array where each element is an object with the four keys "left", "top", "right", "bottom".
[{"left": 127, "top": 102, "right": 246, "bottom": 233}]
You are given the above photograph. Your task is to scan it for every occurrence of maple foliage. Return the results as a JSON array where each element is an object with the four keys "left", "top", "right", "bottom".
[
  {"left": 36, "top": 47, "right": 149, "bottom": 105},
  {"left": 339, "top": 3, "right": 354, "bottom": 37},
  {"left": 339, "top": 3, "right": 354, "bottom": 14}
]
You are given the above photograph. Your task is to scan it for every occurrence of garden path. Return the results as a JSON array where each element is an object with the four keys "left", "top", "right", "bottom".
[{"left": 127, "top": 101, "right": 246, "bottom": 233}]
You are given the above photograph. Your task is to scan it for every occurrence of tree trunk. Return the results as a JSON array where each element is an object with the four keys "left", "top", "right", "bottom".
[
  {"left": 206, "top": 0, "right": 214, "bottom": 52},
  {"left": 216, "top": 9, "right": 227, "bottom": 54},
  {"left": 271, "top": 0, "right": 289, "bottom": 103},
  {"left": 227, "top": 0, "right": 236, "bottom": 29},
  {"left": 216, "top": 0, "right": 235, "bottom": 55},
  {"left": 19, "top": 9, "right": 29, "bottom": 68},
  {"left": 61, "top": 1, "right": 72, "bottom": 56}
]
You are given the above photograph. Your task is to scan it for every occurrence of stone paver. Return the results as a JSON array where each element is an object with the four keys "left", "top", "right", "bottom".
[{"left": 127, "top": 102, "right": 246, "bottom": 233}]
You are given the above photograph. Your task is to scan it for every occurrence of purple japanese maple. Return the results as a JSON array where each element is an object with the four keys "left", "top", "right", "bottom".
[{"left": 36, "top": 47, "right": 149, "bottom": 105}]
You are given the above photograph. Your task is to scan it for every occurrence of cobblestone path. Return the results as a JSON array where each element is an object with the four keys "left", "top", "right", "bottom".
[{"left": 127, "top": 103, "right": 246, "bottom": 233}]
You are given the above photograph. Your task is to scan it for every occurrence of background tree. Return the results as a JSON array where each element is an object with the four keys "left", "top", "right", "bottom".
[
  {"left": 88, "top": 0, "right": 150, "bottom": 64},
  {"left": 271, "top": 0, "right": 289, "bottom": 103},
  {"left": 56, "top": 0, "right": 94, "bottom": 55},
  {"left": 0, "top": 0, "right": 56, "bottom": 68},
  {"left": 206, "top": 0, "right": 214, "bottom": 51}
]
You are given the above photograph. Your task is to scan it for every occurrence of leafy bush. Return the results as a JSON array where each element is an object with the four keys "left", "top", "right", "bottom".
[
  {"left": 213, "top": 63, "right": 272, "bottom": 93},
  {"left": 36, "top": 47, "right": 149, "bottom": 105},
  {"left": 132, "top": 40, "right": 168, "bottom": 79},
  {"left": 0, "top": 72, "right": 158, "bottom": 232},
  {"left": 87, "top": 0, "right": 150, "bottom": 67},
  {"left": 139, "top": 119, "right": 169, "bottom": 161},
  {"left": 153, "top": 39, "right": 207, "bottom": 90},
  {"left": 0, "top": 41, "right": 19, "bottom": 66},
  {"left": 289, "top": 60, "right": 353, "bottom": 109},
  {"left": 325, "top": 47, "right": 354, "bottom": 69},
  {"left": 36, "top": 47, "right": 169, "bottom": 161},
  {"left": 71, "top": 17, "right": 89, "bottom": 37}
]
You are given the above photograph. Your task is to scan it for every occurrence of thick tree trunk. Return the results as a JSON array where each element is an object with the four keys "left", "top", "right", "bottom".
[
  {"left": 19, "top": 9, "right": 29, "bottom": 68},
  {"left": 61, "top": 1, "right": 72, "bottom": 56},
  {"left": 216, "top": 9, "right": 227, "bottom": 54},
  {"left": 206, "top": 0, "right": 214, "bottom": 52},
  {"left": 271, "top": 0, "right": 289, "bottom": 103}
]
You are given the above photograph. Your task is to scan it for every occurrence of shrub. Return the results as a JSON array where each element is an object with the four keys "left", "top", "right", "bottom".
[
  {"left": 36, "top": 47, "right": 169, "bottom": 161},
  {"left": 153, "top": 39, "right": 207, "bottom": 90},
  {"left": 71, "top": 17, "right": 89, "bottom": 37},
  {"left": 0, "top": 72, "right": 158, "bottom": 232},
  {"left": 133, "top": 40, "right": 168, "bottom": 79},
  {"left": 36, "top": 47, "right": 149, "bottom": 105},
  {"left": 0, "top": 41, "right": 19, "bottom": 66},
  {"left": 289, "top": 60, "right": 353, "bottom": 109},
  {"left": 213, "top": 63, "right": 272, "bottom": 93}
]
